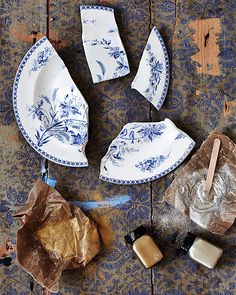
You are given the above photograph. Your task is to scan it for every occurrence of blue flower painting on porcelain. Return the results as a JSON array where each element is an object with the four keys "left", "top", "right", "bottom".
[
  {"left": 102, "top": 123, "right": 166, "bottom": 171},
  {"left": 131, "top": 26, "right": 170, "bottom": 110},
  {"left": 29, "top": 46, "right": 54, "bottom": 74},
  {"left": 135, "top": 153, "right": 170, "bottom": 173},
  {"left": 82, "top": 19, "right": 97, "bottom": 24},
  {"left": 104, "top": 142, "right": 138, "bottom": 168},
  {"left": 80, "top": 5, "right": 130, "bottom": 83},
  {"left": 119, "top": 123, "right": 166, "bottom": 143},
  {"left": 13, "top": 35, "right": 89, "bottom": 167},
  {"left": 28, "top": 86, "right": 88, "bottom": 149},
  {"left": 96, "top": 60, "right": 106, "bottom": 82},
  {"left": 100, "top": 119, "right": 195, "bottom": 184},
  {"left": 145, "top": 43, "right": 163, "bottom": 101},
  {"left": 86, "top": 38, "right": 129, "bottom": 81},
  {"left": 175, "top": 132, "right": 186, "bottom": 140}
]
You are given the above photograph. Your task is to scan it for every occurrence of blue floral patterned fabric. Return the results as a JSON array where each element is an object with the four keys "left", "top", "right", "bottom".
[{"left": 0, "top": 0, "right": 235, "bottom": 294}]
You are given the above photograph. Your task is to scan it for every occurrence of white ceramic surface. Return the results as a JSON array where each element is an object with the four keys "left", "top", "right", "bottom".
[
  {"left": 100, "top": 119, "right": 195, "bottom": 184},
  {"left": 80, "top": 5, "right": 130, "bottom": 83},
  {"left": 13, "top": 37, "right": 89, "bottom": 167},
  {"left": 131, "top": 26, "right": 170, "bottom": 110}
]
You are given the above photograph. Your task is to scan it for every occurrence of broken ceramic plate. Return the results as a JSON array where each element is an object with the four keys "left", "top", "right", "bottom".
[
  {"left": 100, "top": 119, "right": 195, "bottom": 184},
  {"left": 80, "top": 5, "right": 130, "bottom": 83},
  {"left": 13, "top": 37, "right": 89, "bottom": 167},
  {"left": 131, "top": 26, "right": 170, "bottom": 110}
]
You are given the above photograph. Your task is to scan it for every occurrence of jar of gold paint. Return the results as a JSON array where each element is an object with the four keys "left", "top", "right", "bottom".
[{"left": 124, "top": 225, "right": 163, "bottom": 268}]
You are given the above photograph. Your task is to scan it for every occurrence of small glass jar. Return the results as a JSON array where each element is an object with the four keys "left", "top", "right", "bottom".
[
  {"left": 178, "top": 232, "right": 223, "bottom": 269},
  {"left": 124, "top": 225, "right": 163, "bottom": 268}
]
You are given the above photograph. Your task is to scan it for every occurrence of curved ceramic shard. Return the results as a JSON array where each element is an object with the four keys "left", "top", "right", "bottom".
[
  {"left": 100, "top": 119, "right": 195, "bottom": 185},
  {"left": 131, "top": 26, "right": 170, "bottom": 110},
  {"left": 80, "top": 5, "right": 130, "bottom": 83},
  {"left": 13, "top": 37, "right": 89, "bottom": 167}
]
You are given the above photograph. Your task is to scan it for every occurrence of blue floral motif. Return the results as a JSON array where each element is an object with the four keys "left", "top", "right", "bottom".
[
  {"left": 88, "top": 38, "right": 129, "bottom": 78},
  {"left": 0, "top": 199, "right": 14, "bottom": 226},
  {"left": 4, "top": 1, "right": 235, "bottom": 294},
  {"left": 102, "top": 123, "right": 166, "bottom": 171},
  {"left": 6, "top": 188, "right": 28, "bottom": 205},
  {"left": 119, "top": 123, "right": 166, "bottom": 143},
  {"left": 28, "top": 86, "right": 88, "bottom": 148},
  {"left": 175, "top": 132, "right": 186, "bottom": 140},
  {"left": 145, "top": 43, "right": 163, "bottom": 101},
  {"left": 108, "top": 28, "right": 118, "bottom": 33},
  {"left": 135, "top": 152, "right": 170, "bottom": 172},
  {"left": 0, "top": 86, "right": 14, "bottom": 125},
  {"left": 82, "top": 18, "right": 97, "bottom": 24},
  {"left": 104, "top": 141, "right": 138, "bottom": 168},
  {"left": 29, "top": 46, "right": 53, "bottom": 74},
  {"left": 96, "top": 60, "right": 106, "bottom": 82}
]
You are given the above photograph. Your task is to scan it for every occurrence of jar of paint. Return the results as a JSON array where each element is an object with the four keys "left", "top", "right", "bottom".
[
  {"left": 124, "top": 225, "right": 163, "bottom": 268},
  {"left": 178, "top": 232, "right": 223, "bottom": 269}
]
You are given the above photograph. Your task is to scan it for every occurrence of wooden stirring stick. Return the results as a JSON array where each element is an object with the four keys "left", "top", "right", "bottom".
[{"left": 204, "top": 138, "right": 221, "bottom": 193}]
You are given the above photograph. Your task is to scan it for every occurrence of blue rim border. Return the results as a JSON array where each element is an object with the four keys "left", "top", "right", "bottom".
[
  {"left": 12, "top": 36, "right": 88, "bottom": 167},
  {"left": 99, "top": 141, "right": 195, "bottom": 185},
  {"left": 152, "top": 26, "right": 170, "bottom": 110},
  {"left": 132, "top": 26, "right": 170, "bottom": 111},
  {"left": 80, "top": 5, "right": 114, "bottom": 12}
]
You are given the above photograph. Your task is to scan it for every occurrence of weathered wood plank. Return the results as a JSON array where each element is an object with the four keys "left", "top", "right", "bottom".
[
  {"left": 48, "top": 0, "right": 152, "bottom": 293},
  {"left": 0, "top": 0, "right": 235, "bottom": 294},
  {"left": 189, "top": 18, "right": 221, "bottom": 76},
  {"left": 0, "top": 1, "right": 47, "bottom": 294},
  {"left": 151, "top": 0, "right": 236, "bottom": 294}
]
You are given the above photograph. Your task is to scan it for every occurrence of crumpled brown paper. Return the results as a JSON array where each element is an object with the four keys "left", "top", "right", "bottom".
[
  {"left": 164, "top": 131, "right": 236, "bottom": 235},
  {"left": 14, "top": 180, "right": 101, "bottom": 292}
]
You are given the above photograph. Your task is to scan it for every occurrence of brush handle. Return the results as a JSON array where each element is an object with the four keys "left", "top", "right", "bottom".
[{"left": 204, "top": 138, "right": 221, "bottom": 193}]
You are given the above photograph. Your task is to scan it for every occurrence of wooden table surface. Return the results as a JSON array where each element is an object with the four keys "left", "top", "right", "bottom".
[{"left": 0, "top": 0, "right": 235, "bottom": 294}]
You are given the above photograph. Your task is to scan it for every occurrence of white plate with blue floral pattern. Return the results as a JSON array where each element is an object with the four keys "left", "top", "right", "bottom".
[
  {"left": 100, "top": 119, "right": 195, "bottom": 184},
  {"left": 80, "top": 5, "right": 130, "bottom": 83},
  {"left": 131, "top": 26, "right": 170, "bottom": 110},
  {"left": 13, "top": 37, "right": 89, "bottom": 167}
]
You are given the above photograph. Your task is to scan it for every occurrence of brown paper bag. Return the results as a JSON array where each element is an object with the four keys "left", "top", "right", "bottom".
[
  {"left": 14, "top": 180, "right": 101, "bottom": 292},
  {"left": 164, "top": 131, "right": 236, "bottom": 235}
]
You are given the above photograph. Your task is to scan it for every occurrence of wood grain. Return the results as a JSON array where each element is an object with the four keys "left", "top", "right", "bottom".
[
  {"left": 189, "top": 18, "right": 221, "bottom": 76},
  {"left": 47, "top": 0, "right": 153, "bottom": 293},
  {"left": 0, "top": 0, "right": 235, "bottom": 294}
]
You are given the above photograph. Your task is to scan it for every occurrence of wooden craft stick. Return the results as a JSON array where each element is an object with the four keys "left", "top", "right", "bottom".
[{"left": 204, "top": 138, "right": 221, "bottom": 193}]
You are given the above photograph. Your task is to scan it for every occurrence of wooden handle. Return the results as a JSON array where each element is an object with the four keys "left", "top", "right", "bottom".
[{"left": 204, "top": 138, "right": 221, "bottom": 193}]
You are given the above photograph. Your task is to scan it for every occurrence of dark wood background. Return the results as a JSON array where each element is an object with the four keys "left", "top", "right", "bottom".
[{"left": 0, "top": 0, "right": 235, "bottom": 294}]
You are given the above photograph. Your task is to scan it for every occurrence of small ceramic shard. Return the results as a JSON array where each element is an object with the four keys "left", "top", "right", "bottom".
[
  {"left": 100, "top": 118, "right": 195, "bottom": 184},
  {"left": 131, "top": 26, "right": 170, "bottom": 110},
  {"left": 164, "top": 131, "right": 236, "bottom": 235},
  {"left": 14, "top": 180, "right": 101, "bottom": 293},
  {"left": 13, "top": 37, "right": 89, "bottom": 167},
  {"left": 80, "top": 5, "right": 130, "bottom": 83}
]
